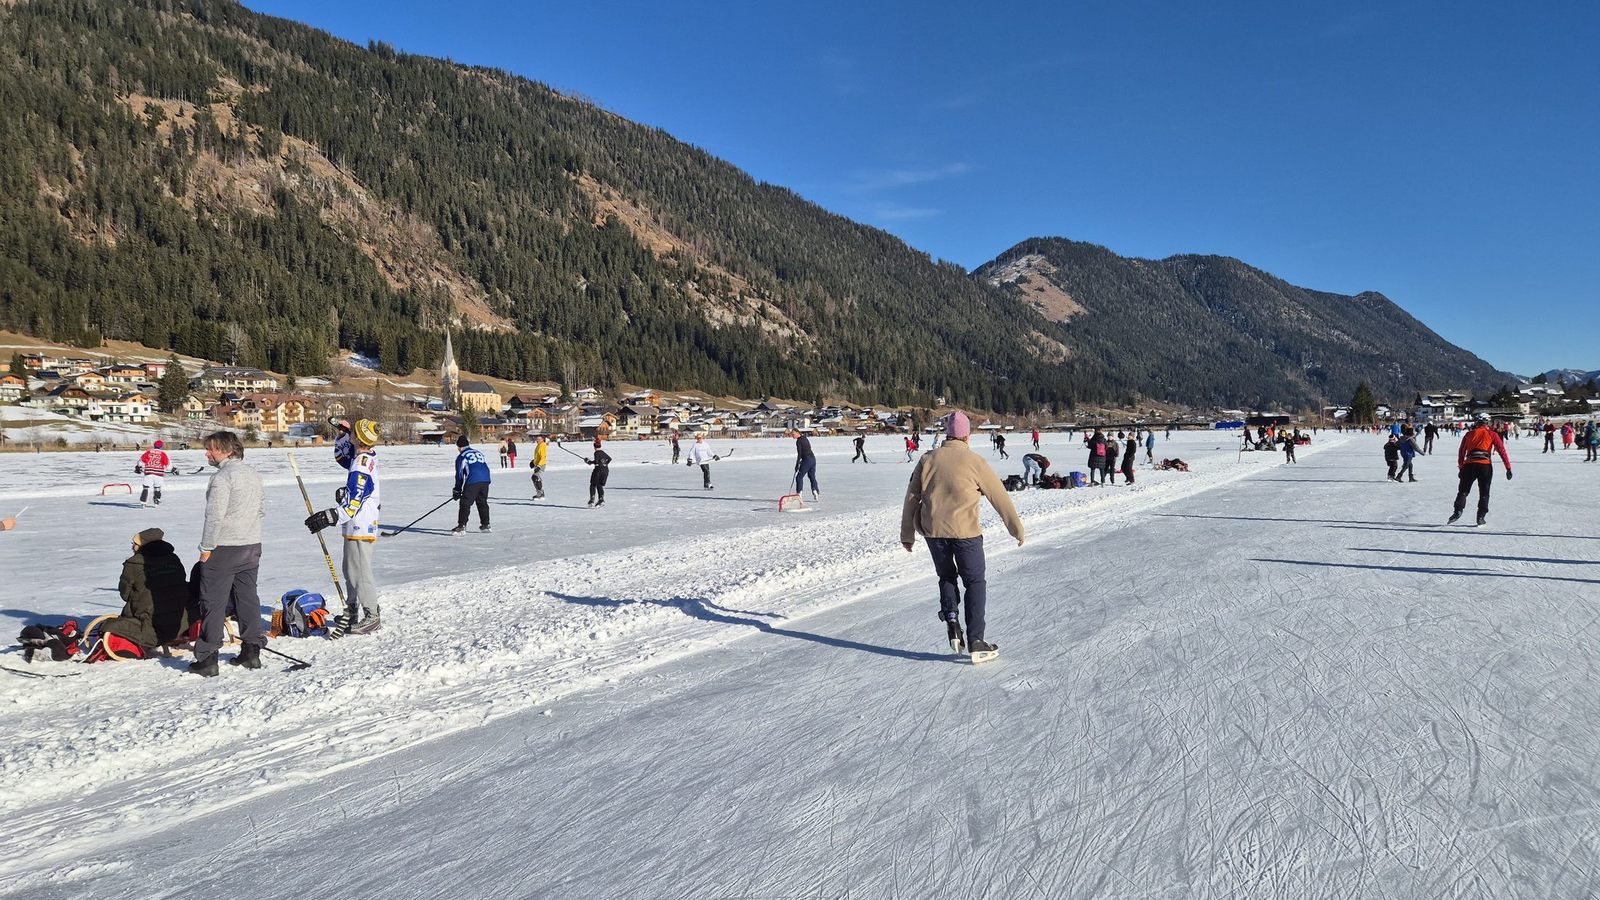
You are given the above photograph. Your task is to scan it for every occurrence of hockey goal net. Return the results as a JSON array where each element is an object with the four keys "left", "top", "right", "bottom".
[
  {"left": 100, "top": 483, "right": 133, "bottom": 495},
  {"left": 778, "top": 493, "right": 811, "bottom": 513}
]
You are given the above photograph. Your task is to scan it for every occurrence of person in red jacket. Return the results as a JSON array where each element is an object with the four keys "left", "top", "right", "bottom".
[
  {"left": 136, "top": 439, "right": 172, "bottom": 506},
  {"left": 1450, "top": 414, "right": 1512, "bottom": 526}
]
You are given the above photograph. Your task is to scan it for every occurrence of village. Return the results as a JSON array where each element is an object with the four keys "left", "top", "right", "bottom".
[{"left": 4, "top": 332, "right": 1599, "bottom": 451}]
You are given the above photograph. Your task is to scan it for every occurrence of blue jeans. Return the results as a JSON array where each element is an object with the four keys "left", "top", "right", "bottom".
[
  {"left": 794, "top": 458, "right": 818, "bottom": 493},
  {"left": 1023, "top": 457, "right": 1042, "bottom": 484},
  {"left": 926, "top": 536, "right": 987, "bottom": 641}
]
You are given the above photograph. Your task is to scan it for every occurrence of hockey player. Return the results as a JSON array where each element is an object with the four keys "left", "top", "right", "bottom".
[
  {"left": 995, "top": 432, "right": 1009, "bottom": 459},
  {"left": 586, "top": 440, "right": 611, "bottom": 507},
  {"left": 900, "top": 411, "right": 1024, "bottom": 664},
  {"left": 687, "top": 433, "right": 716, "bottom": 489},
  {"left": 135, "top": 439, "right": 172, "bottom": 506},
  {"left": 852, "top": 434, "right": 868, "bottom": 463},
  {"left": 530, "top": 435, "right": 548, "bottom": 499},
  {"left": 792, "top": 430, "right": 819, "bottom": 500},
  {"left": 304, "top": 418, "right": 383, "bottom": 635},
  {"left": 452, "top": 435, "right": 492, "bottom": 533},
  {"left": 1450, "top": 414, "right": 1512, "bottom": 525}
]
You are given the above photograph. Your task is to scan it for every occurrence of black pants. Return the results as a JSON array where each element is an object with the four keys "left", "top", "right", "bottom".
[
  {"left": 699, "top": 463, "right": 712, "bottom": 487},
  {"left": 1453, "top": 466, "right": 1493, "bottom": 518},
  {"left": 530, "top": 465, "right": 544, "bottom": 496},
  {"left": 1424, "top": 435, "right": 1434, "bottom": 454},
  {"left": 1387, "top": 460, "right": 1398, "bottom": 479},
  {"left": 1545, "top": 434, "right": 1555, "bottom": 452},
  {"left": 589, "top": 468, "right": 608, "bottom": 504},
  {"left": 852, "top": 448, "right": 867, "bottom": 463},
  {"left": 458, "top": 482, "right": 490, "bottom": 527}
]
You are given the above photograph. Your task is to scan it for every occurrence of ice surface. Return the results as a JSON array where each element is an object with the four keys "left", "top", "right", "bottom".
[{"left": 4, "top": 431, "right": 1597, "bottom": 898}]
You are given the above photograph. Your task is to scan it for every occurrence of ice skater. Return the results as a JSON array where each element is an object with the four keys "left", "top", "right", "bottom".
[
  {"left": 687, "top": 433, "right": 715, "bottom": 489},
  {"left": 1450, "top": 414, "right": 1512, "bottom": 525},
  {"left": 792, "top": 430, "right": 819, "bottom": 500},
  {"left": 852, "top": 434, "right": 869, "bottom": 463},
  {"left": 304, "top": 418, "right": 384, "bottom": 635},
  {"left": 585, "top": 440, "right": 611, "bottom": 507},
  {"left": 530, "top": 435, "right": 548, "bottom": 499},
  {"left": 1384, "top": 435, "right": 1400, "bottom": 480},
  {"left": 452, "top": 435, "right": 492, "bottom": 534},
  {"left": 135, "top": 439, "right": 171, "bottom": 506},
  {"left": 1397, "top": 431, "right": 1417, "bottom": 481},
  {"left": 900, "top": 411, "right": 1024, "bottom": 664}
]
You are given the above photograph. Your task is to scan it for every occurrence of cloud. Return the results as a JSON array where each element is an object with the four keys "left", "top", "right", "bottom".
[
  {"left": 871, "top": 203, "right": 942, "bottom": 221},
  {"left": 846, "top": 162, "right": 973, "bottom": 194}
]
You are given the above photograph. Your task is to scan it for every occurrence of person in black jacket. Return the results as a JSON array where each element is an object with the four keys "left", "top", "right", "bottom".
[
  {"left": 586, "top": 441, "right": 611, "bottom": 507},
  {"left": 105, "top": 527, "right": 193, "bottom": 651},
  {"left": 1085, "top": 429, "right": 1109, "bottom": 485},
  {"left": 792, "top": 430, "right": 820, "bottom": 500},
  {"left": 1383, "top": 435, "right": 1401, "bottom": 481},
  {"left": 1121, "top": 435, "right": 1137, "bottom": 484}
]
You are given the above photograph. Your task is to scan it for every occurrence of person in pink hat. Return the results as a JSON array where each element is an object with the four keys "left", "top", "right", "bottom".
[{"left": 899, "top": 410, "right": 1024, "bottom": 663}]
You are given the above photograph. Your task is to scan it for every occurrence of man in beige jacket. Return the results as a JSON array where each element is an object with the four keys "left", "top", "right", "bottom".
[{"left": 901, "top": 411, "right": 1024, "bottom": 661}]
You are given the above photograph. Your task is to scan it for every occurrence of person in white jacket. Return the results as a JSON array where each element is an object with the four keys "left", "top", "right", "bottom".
[
  {"left": 305, "top": 418, "right": 383, "bottom": 636},
  {"left": 686, "top": 433, "right": 716, "bottom": 490}
]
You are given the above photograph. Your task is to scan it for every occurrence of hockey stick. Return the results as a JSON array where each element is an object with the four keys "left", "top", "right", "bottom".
[
  {"left": 380, "top": 497, "right": 453, "bottom": 537},
  {"left": 259, "top": 644, "right": 313, "bottom": 671},
  {"left": 555, "top": 441, "right": 589, "bottom": 461},
  {"left": 285, "top": 453, "right": 351, "bottom": 619}
]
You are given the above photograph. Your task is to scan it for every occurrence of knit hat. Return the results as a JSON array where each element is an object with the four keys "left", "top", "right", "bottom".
[
  {"left": 944, "top": 411, "right": 971, "bottom": 440},
  {"left": 153, "top": 439, "right": 164, "bottom": 449},
  {"left": 134, "top": 527, "right": 163, "bottom": 547},
  {"left": 457, "top": 435, "right": 469, "bottom": 448}
]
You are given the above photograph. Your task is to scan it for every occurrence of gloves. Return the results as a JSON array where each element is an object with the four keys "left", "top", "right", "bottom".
[
  {"left": 584, "top": 458, "right": 594, "bottom": 465},
  {"left": 1506, "top": 470, "right": 1513, "bottom": 480},
  {"left": 134, "top": 464, "right": 143, "bottom": 474},
  {"left": 304, "top": 508, "right": 337, "bottom": 533},
  {"left": 452, "top": 489, "right": 462, "bottom": 500}
]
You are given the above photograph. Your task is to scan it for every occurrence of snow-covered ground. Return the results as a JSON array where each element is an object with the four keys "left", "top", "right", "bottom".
[{"left": 4, "top": 430, "right": 1600, "bottom": 898}]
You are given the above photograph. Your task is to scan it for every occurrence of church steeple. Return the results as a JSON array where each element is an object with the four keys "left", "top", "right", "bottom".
[{"left": 440, "top": 331, "right": 460, "bottom": 408}]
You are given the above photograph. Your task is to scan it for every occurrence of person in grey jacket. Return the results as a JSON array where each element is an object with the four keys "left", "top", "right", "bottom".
[{"left": 189, "top": 431, "right": 267, "bottom": 676}]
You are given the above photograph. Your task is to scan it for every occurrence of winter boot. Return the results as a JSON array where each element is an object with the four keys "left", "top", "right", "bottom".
[
  {"left": 451, "top": 525, "right": 466, "bottom": 536},
  {"left": 188, "top": 654, "right": 219, "bottom": 677},
  {"left": 153, "top": 487, "right": 162, "bottom": 505},
  {"left": 140, "top": 487, "right": 149, "bottom": 504},
  {"left": 968, "top": 639, "right": 1000, "bottom": 664},
  {"left": 349, "top": 612, "right": 382, "bottom": 636},
  {"left": 227, "top": 643, "right": 262, "bottom": 669}
]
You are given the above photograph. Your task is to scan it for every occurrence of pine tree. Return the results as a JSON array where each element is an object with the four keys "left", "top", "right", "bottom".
[
  {"left": 1350, "top": 381, "right": 1377, "bottom": 425},
  {"left": 7, "top": 352, "right": 25, "bottom": 378},
  {"left": 158, "top": 354, "right": 189, "bottom": 413}
]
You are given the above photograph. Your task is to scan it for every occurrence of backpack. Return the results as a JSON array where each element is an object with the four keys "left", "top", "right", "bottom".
[
  {"left": 276, "top": 590, "right": 331, "bottom": 638},
  {"left": 1002, "top": 474, "right": 1025, "bottom": 492}
]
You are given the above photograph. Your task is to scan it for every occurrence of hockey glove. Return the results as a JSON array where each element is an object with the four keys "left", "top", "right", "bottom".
[
  {"left": 304, "top": 508, "right": 338, "bottom": 533},
  {"left": 134, "top": 463, "right": 143, "bottom": 474},
  {"left": 452, "top": 489, "right": 462, "bottom": 501},
  {"left": 1506, "top": 470, "right": 1513, "bottom": 480}
]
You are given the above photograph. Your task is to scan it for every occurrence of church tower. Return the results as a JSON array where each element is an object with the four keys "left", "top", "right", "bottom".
[{"left": 440, "top": 331, "right": 460, "bottom": 409}]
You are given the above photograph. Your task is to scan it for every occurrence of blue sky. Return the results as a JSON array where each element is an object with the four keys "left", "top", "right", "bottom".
[{"left": 243, "top": 0, "right": 1598, "bottom": 376}]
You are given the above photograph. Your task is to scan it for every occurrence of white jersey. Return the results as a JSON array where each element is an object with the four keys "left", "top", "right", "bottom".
[
  {"left": 687, "top": 442, "right": 715, "bottom": 465},
  {"left": 336, "top": 450, "right": 382, "bottom": 540}
]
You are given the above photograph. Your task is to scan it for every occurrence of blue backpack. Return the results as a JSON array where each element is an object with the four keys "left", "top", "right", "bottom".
[{"left": 279, "top": 589, "right": 330, "bottom": 638}]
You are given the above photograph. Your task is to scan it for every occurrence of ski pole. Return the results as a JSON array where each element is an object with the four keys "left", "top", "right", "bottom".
[
  {"left": 380, "top": 496, "right": 452, "bottom": 537},
  {"left": 286, "top": 453, "right": 349, "bottom": 612},
  {"left": 260, "top": 644, "right": 313, "bottom": 671}
]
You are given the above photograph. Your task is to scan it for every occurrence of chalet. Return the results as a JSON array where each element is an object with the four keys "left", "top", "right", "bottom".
[
  {"left": 71, "top": 371, "right": 108, "bottom": 390},
  {"left": 615, "top": 405, "right": 659, "bottom": 435},
  {"left": 212, "top": 400, "right": 263, "bottom": 431},
  {"left": 1414, "top": 391, "right": 1471, "bottom": 423},
  {"left": 457, "top": 380, "right": 503, "bottom": 414},
  {"left": 571, "top": 387, "right": 602, "bottom": 402},
  {"left": 197, "top": 366, "right": 279, "bottom": 393},
  {"left": 0, "top": 372, "right": 26, "bottom": 402},
  {"left": 621, "top": 389, "right": 661, "bottom": 407},
  {"left": 37, "top": 384, "right": 92, "bottom": 410},
  {"left": 101, "top": 393, "right": 153, "bottom": 423},
  {"left": 181, "top": 396, "right": 210, "bottom": 421},
  {"left": 246, "top": 393, "right": 315, "bottom": 433},
  {"left": 142, "top": 361, "right": 171, "bottom": 380},
  {"left": 100, "top": 363, "right": 147, "bottom": 385},
  {"left": 23, "top": 355, "right": 96, "bottom": 376}
]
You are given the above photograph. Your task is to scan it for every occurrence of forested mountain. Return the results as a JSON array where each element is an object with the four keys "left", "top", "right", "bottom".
[
  {"left": 977, "top": 239, "right": 1516, "bottom": 409},
  {"left": 0, "top": 0, "right": 1512, "bottom": 414},
  {"left": 0, "top": 0, "right": 1099, "bottom": 412}
]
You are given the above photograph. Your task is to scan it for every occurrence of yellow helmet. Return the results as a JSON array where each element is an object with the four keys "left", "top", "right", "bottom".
[{"left": 354, "top": 418, "right": 381, "bottom": 446}]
